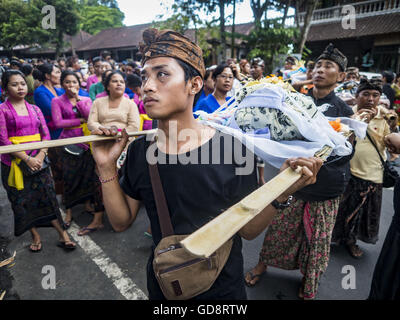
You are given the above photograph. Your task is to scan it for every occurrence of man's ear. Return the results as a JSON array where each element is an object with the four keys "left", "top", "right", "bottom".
[
  {"left": 338, "top": 71, "right": 346, "bottom": 83},
  {"left": 190, "top": 76, "right": 203, "bottom": 95}
]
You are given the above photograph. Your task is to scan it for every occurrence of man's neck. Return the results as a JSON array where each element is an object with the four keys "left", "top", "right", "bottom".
[{"left": 312, "top": 85, "right": 336, "bottom": 100}]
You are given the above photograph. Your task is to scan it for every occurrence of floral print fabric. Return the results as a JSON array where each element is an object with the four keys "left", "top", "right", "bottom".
[{"left": 260, "top": 196, "right": 340, "bottom": 299}]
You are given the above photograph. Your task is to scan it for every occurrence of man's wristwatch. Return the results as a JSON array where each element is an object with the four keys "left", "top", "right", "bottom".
[{"left": 271, "top": 195, "right": 293, "bottom": 210}]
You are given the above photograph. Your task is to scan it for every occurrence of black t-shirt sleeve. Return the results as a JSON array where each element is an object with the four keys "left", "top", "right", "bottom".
[
  {"left": 338, "top": 98, "right": 354, "bottom": 117},
  {"left": 119, "top": 140, "right": 142, "bottom": 201}
]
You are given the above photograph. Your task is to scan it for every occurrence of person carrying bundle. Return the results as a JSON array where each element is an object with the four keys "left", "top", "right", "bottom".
[
  {"left": 245, "top": 44, "right": 355, "bottom": 300},
  {"left": 89, "top": 28, "right": 322, "bottom": 300}
]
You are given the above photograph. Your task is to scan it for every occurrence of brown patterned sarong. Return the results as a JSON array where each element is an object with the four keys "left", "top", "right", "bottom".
[{"left": 260, "top": 197, "right": 340, "bottom": 299}]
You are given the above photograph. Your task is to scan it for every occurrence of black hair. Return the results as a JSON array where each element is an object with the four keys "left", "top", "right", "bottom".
[
  {"left": 92, "top": 56, "right": 103, "bottom": 65},
  {"left": 1, "top": 70, "right": 27, "bottom": 91},
  {"left": 126, "top": 73, "right": 142, "bottom": 89},
  {"left": 382, "top": 71, "right": 395, "bottom": 84},
  {"left": 66, "top": 55, "right": 79, "bottom": 68},
  {"left": 212, "top": 63, "right": 230, "bottom": 81},
  {"left": 61, "top": 70, "right": 81, "bottom": 87},
  {"left": 126, "top": 61, "right": 137, "bottom": 68},
  {"left": 21, "top": 64, "right": 33, "bottom": 76},
  {"left": 103, "top": 70, "right": 126, "bottom": 95},
  {"left": 175, "top": 59, "right": 202, "bottom": 106},
  {"left": 10, "top": 60, "right": 22, "bottom": 69},
  {"left": 101, "top": 69, "right": 113, "bottom": 86},
  {"left": 101, "top": 50, "right": 111, "bottom": 59},
  {"left": 33, "top": 63, "right": 55, "bottom": 82},
  {"left": 204, "top": 68, "right": 213, "bottom": 81},
  {"left": 103, "top": 60, "right": 113, "bottom": 70}
]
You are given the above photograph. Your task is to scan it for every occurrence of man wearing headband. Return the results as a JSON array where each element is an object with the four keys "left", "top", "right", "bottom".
[
  {"left": 333, "top": 79, "right": 397, "bottom": 258},
  {"left": 90, "top": 29, "right": 321, "bottom": 300},
  {"left": 246, "top": 44, "right": 354, "bottom": 299}
]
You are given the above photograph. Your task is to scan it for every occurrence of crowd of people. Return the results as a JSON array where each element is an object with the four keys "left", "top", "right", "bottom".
[{"left": 0, "top": 28, "right": 399, "bottom": 301}]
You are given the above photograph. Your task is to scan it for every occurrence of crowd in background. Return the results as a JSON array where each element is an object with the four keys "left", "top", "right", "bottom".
[{"left": 0, "top": 41, "right": 400, "bottom": 300}]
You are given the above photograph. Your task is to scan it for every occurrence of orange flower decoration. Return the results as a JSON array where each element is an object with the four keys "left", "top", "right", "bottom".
[{"left": 329, "top": 118, "right": 342, "bottom": 132}]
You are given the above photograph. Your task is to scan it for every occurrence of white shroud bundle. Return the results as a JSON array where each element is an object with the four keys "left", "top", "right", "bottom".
[{"left": 182, "top": 80, "right": 368, "bottom": 258}]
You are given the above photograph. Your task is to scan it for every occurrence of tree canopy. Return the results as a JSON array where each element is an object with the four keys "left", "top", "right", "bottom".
[{"left": 80, "top": 5, "right": 124, "bottom": 35}]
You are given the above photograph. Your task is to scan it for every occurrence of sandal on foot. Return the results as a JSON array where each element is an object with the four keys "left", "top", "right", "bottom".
[
  {"left": 347, "top": 243, "right": 364, "bottom": 259},
  {"left": 244, "top": 270, "right": 265, "bottom": 287},
  {"left": 57, "top": 240, "right": 76, "bottom": 251},
  {"left": 29, "top": 242, "right": 42, "bottom": 253},
  {"left": 77, "top": 225, "right": 103, "bottom": 236}
]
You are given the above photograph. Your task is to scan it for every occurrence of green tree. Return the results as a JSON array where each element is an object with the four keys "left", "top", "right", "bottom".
[
  {"left": 245, "top": 20, "right": 299, "bottom": 72},
  {"left": 80, "top": 5, "right": 124, "bottom": 35},
  {"left": 295, "top": 0, "right": 320, "bottom": 55},
  {"left": 32, "top": 0, "right": 81, "bottom": 58}
]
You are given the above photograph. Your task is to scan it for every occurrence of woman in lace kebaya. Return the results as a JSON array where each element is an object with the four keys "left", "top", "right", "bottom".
[
  {"left": 0, "top": 70, "right": 75, "bottom": 252},
  {"left": 51, "top": 70, "right": 105, "bottom": 236}
]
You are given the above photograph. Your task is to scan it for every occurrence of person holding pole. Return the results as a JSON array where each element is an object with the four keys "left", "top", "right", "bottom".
[
  {"left": 89, "top": 28, "right": 322, "bottom": 300},
  {"left": 0, "top": 70, "right": 75, "bottom": 252}
]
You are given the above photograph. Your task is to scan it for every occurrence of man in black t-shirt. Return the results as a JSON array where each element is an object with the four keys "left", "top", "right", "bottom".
[
  {"left": 245, "top": 44, "right": 360, "bottom": 300},
  {"left": 90, "top": 29, "right": 322, "bottom": 300}
]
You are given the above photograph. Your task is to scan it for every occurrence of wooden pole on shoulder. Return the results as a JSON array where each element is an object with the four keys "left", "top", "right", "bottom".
[{"left": 0, "top": 129, "right": 157, "bottom": 155}]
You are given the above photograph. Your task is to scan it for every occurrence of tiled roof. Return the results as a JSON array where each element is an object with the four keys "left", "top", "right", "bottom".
[
  {"left": 76, "top": 23, "right": 152, "bottom": 51},
  {"left": 76, "top": 22, "right": 255, "bottom": 52},
  {"left": 307, "top": 12, "right": 400, "bottom": 42}
]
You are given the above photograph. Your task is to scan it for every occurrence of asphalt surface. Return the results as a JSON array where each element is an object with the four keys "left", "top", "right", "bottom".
[{"left": 0, "top": 167, "right": 396, "bottom": 300}]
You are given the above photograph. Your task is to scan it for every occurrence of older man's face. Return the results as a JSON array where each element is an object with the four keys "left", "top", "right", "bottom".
[
  {"left": 250, "top": 64, "right": 264, "bottom": 80},
  {"left": 356, "top": 89, "right": 381, "bottom": 110}
]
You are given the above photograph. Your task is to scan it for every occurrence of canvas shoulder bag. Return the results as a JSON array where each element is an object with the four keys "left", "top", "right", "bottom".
[
  {"left": 366, "top": 132, "right": 399, "bottom": 188},
  {"left": 148, "top": 144, "right": 233, "bottom": 300}
]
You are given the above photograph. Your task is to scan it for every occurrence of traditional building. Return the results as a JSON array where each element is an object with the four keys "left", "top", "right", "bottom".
[
  {"left": 298, "top": 0, "right": 400, "bottom": 73},
  {"left": 75, "top": 23, "right": 152, "bottom": 61}
]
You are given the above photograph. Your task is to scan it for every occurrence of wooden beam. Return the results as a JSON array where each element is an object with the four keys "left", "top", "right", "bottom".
[
  {"left": 180, "top": 166, "right": 303, "bottom": 258},
  {"left": 0, "top": 129, "right": 157, "bottom": 155}
]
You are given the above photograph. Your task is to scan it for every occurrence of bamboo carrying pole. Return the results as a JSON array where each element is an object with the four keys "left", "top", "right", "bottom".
[
  {"left": 180, "top": 132, "right": 352, "bottom": 258},
  {"left": 0, "top": 129, "right": 157, "bottom": 155},
  {"left": 180, "top": 167, "right": 303, "bottom": 258}
]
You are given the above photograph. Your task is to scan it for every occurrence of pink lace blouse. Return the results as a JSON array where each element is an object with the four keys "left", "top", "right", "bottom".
[
  {"left": 0, "top": 100, "right": 50, "bottom": 166},
  {"left": 51, "top": 94, "right": 92, "bottom": 151}
]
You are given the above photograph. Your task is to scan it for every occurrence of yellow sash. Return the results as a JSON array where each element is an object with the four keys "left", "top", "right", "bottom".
[
  {"left": 68, "top": 123, "right": 92, "bottom": 151},
  {"left": 139, "top": 114, "right": 152, "bottom": 131},
  {"left": 8, "top": 134, "right": 41, "bottom": 190}
]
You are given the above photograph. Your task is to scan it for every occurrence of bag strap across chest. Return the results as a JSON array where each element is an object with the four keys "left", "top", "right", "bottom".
[{"left": 147, "top": 140, "right": 174, "bottom": 238}]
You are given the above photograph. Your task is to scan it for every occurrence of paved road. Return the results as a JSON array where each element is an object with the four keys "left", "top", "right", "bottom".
[{"left": 0, "top": 176, "right": 395, "bottom": 300}]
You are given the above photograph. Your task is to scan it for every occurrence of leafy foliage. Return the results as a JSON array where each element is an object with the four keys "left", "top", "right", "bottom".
[
  {"left": 0, "top": 0, "right": 51, "bottom": 51},
  {"left": 80, "top": 5, "right": 124, "bottom": 35},
  {"left": 245, "top": 20, "right": 299, "bottom": 72}
]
